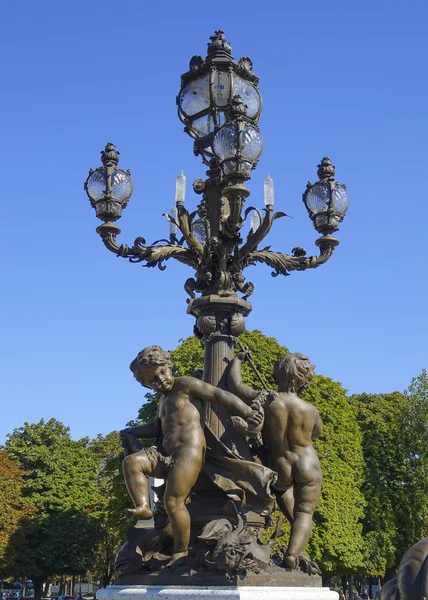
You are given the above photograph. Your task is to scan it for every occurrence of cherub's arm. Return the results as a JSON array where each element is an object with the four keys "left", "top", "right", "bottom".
[
  {"left": 121, "top": 421, "right": 156, "bottom": 439},
  {"left": 186, "top": 376, "right": 253, "bottom": 419},
  {"left": 228, "top": 355, "right": 259, "bottom": 405},
  {"left": 312, "top": 411, "right": 323, "bottom": 440}
]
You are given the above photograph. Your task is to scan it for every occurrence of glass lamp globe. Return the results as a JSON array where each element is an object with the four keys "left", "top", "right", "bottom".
[
  {"left": 212, "top": 123, "right": 263, "bottom": 178},
  {"left": 85, "top": 167, "right": 133, "bottom": 222},
  {"left": 177, "top": 31, "right": 262, "bottom": 164},
  {"left": 303, "top": 158, "right": 349, "bottom": 235},
  {"left": 85, "top": 143, "right": 133, "bottom": 222}
]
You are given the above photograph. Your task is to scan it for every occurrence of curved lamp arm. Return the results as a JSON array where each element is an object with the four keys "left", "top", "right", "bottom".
[
  {"left": 238, "top": 206, "right": 288, "bottom": 259},
  {"left": 242, "top": 234, "right": 339, "bottom": 277},
  {"left": 96, "top": 223, "right": 200, "bottom": 271}
]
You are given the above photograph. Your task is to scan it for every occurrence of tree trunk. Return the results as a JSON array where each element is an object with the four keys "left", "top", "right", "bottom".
[
  {"left": 341, "top": 576, "right": 348, "bottom": 598},
  {"left": 58, "top": 576, "right": 65, "bottom": 597},
  {"left": 102, "top": 571, "right": 111, "bottom": 589},
  {"left": 33, "top": 577, "right": 44, "bottom": 600}
]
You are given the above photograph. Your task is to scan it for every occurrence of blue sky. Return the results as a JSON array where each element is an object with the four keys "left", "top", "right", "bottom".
[{"left": 1, "top": 0, "right": 427, "bottom": 444}]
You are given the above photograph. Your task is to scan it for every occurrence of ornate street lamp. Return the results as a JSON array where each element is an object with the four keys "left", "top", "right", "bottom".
[
  {"left": 84, "top": 28, "right": 349, "bottom": 465},
  {"left": 84, "top": 143, "right": 133, "bottom": 222},
  {"left": 303, "top": 156, "right": 349, "bottom": 235},
  {"left": 177, "top": 30, "right": 262, "bottom": 166}
]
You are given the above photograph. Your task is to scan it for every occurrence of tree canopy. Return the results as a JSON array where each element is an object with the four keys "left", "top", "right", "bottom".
[
  {"left": 5, "top": 419, "right": 104, "bottom": 600},
  {"left": 88, "top": 432, "right": 128, "bottom": 587},
  {"left": 304, "top": 376, "right": 365, "bottom": 575},
  {"left": 0, "top": 450, "right": 32, "bottom": 578},
  {"left": 349, "top": 381, "right": 428, "bottom": 576}
]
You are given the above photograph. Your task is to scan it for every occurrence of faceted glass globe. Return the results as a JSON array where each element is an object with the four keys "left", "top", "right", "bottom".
[
  {"left": 110, "top": 169, "right": 133, "bottom": 202},
  {"left": 191, "top": 220, "right": 207, "bottom": 244},
  {"left": 86, "top": 169, "right": 107, "bottom": 201},
  {"left": 304, "top": 182, "right": 330, "bottom": 215},
  {"left": 232, "top": 76, "right": 261, "bottom": 119},
  {"left": 213, "top": 124, "right": 238, "bottom": 160},
  {"left": 179, "top": 74, "right": 210, "bottom": 117},
  {"left": 86, "top": 168, "right": 133, "bottom": 203},
  {"left": 190, "top": 114, "right": 215, "bottom": 139},
  {"left": 332, "top": 184, "right": 349, "bottom": 216},
  {"left": 241, "top": 126, "right": 263, "bottom": 161}
]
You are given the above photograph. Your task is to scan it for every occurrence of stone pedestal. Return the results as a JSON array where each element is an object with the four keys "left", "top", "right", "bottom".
[{"left": 98, "top": 585, "right": 338, "bottom": 600}]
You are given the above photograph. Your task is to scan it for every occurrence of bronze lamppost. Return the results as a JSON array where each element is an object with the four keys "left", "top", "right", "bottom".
[{"left": 84, "top": 29, "right": 349, "bottom": 473}]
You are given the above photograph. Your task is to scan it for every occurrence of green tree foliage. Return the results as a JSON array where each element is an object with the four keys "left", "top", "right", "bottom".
[
  {"left": 0, "top": 451, "right": 32, "bottom": 577},
  {"left": 304, "top": 376, "right": 365, "bottom": 575},
  {"left": 88, "top": 432, "right": 129, "bottom": 587},
  {"left": 349, "top": 385, "right": 428, "bottom": 576},
  {"left": 404, "top": 369, "right": 428, "bottom": 541},
  {"left": 135, "top": 331, "right": 365, "bottom": 576},
  {"left": 5, "top": 419, "right": 103, "bottom": 600}
]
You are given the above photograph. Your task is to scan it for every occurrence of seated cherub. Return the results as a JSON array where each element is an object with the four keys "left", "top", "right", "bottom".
[
  {"left": 120, "top": 345, "right": 263, "bottom": 568},
  {"left": 228, "top": 350, "right": 322, "bottom": 570}
]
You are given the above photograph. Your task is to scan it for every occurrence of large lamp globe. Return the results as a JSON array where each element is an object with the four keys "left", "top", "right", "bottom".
[
  {"left": 303, "top": 157, "right": 349, "bottom": 235},
  {"left": 211, "top": 96, "right": 263, "bottom": 179},
  {"left": 85, "top": 143, "right": 133, "bottom": 222},
  {"left": 177, "top": 30, "right": 262, "bottom": 164}
]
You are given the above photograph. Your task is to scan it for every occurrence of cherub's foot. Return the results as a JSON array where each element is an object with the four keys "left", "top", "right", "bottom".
[
  {"left": 126, "top": 506, "right": 153, "bottom": 521},
  {"left": 164, "top": 551, "right": 188, "bottom": 569},
  {"left": 283, "top": 554, "right": 297, "bottom": 570}
]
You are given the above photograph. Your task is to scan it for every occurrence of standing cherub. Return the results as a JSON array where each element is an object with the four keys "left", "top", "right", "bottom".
[
  {"left": 228, "top": 351, "right": 322, "bottom": 570},
  {"left": 120, "top": 345, "right": 263, "bottom": 568}
]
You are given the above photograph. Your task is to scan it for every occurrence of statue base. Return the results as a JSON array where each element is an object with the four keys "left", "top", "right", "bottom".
[{"left": 98, "top": 585, "right": 337, "bottom": 600}]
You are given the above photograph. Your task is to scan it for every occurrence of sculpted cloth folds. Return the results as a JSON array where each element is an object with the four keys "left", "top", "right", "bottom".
[
  {"left": 202, "top": 425, "right": 277, "bottom": 514},
  {"left": 152, "top": 402, "right": 277, "bottom": 516}
]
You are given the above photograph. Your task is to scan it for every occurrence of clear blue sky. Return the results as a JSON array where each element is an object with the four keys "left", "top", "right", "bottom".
[{"left": 1, "top": 0, "right": 427, "bottom": 444}]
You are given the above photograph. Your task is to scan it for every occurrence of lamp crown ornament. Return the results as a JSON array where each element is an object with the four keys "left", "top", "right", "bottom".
[
  {"left": 317, "top": 156, "right": 335, "bottom": 181},
  {"left": 101, "top": 142, "right": 120, "bottom": 167},
  {"left": 207, "top": 30, "right": 232, "bottom": 57}
]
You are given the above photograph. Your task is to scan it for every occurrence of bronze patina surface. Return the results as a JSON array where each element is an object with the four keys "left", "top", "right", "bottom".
[{"left": 85, "top": 30, "right": 349, "bottom": 583}]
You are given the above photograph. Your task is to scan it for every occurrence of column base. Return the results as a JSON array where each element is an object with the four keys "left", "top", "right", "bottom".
[{"left": 98, "top": 585, "right": 338, "bottom": 600}]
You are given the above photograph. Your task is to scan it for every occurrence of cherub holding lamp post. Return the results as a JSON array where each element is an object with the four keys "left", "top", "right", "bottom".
[{"left": 120, "top": 345, "right": 264, "bottom": 568}]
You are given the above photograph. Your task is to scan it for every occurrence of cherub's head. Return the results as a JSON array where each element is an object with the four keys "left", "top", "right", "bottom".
[
  {"left": 130, "top": 345, "right": 174, "bottom": 393},
  {"left": 273, "top": 353, "right": 315, "bottom": 394}
]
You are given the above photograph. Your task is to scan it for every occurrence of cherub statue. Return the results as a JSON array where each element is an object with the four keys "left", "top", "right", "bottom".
[
  {"left": 120, "top": 345, "right": 263, "bottom": 569},
  {"left": 228, "top": 350, "right": 322, "bottom": 570}
]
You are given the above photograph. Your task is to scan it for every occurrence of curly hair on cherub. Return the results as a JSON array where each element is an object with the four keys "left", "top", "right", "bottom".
[
  {"left": 130, "top": 345, "right": 173, "bottom": 384},
  {"left": 273, "top": 353, "right": 315, "bottom": 394}
]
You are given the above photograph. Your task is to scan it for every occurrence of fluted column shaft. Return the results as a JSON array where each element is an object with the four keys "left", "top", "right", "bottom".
[{"left": 188, "top": 295, "right": 252, "bottom": 453}]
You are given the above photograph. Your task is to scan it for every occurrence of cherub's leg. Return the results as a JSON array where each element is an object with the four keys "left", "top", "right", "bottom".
[
  {"left": 122, "top": 450, "right": 165, "bottom": 520},
  {"left": 275, "top": 487, "right": 294, "bottom": 524},
  {"left": 163, "top": 448, "right": 204, "bottom": 567},
  {"left": 283, "top": 476, "right": 322, "bottom": 569}
]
